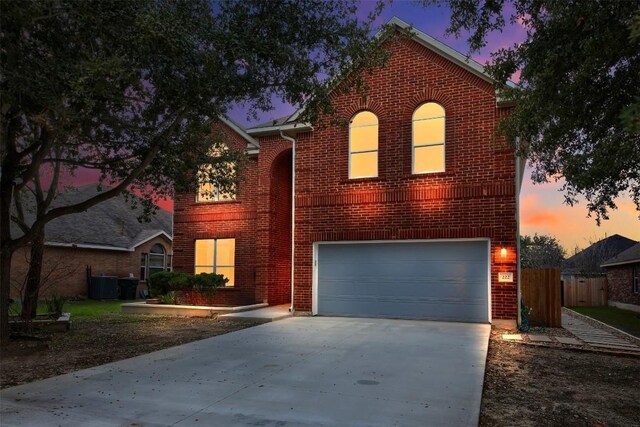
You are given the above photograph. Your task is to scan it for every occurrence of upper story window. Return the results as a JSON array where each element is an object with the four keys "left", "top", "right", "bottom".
[
  {"left": 349, "top": 111, "right": 378, "bottom": 179},
  {"left": 197, "top": 164, "right": 236, "bottom": 202},
  {"left": 196, "top": 145, "right": 236, "bottom": 202},
  {"left": 413, "top": 102, "right": 445, "bottom": 174}
]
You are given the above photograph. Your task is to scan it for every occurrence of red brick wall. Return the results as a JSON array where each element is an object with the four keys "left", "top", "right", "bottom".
[
  {"left": 606, "top": 264, "right": 640, "bottom": 306},
  {"left": 10, "top": 235, "right": 172, "bottom": 299},
  {"left": 293, "top": 35, "right": 518, "bottom": 319},
  {"left": 172, "top": 122, "right": 293, "bottom": 306}
]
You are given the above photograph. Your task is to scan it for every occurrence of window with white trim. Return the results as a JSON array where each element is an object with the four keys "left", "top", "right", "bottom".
[
  {"left": 349, "top": 111, "right": 378, "bottom": 179},
  {"left": 194, "top": 238, "right": 235, "bottom": 286},
  {"left": 140, "top": 244, "right": 169, "bottom": 281},
  {"left": 196, "top": 163, "right": 236, "bottom": 202},
  {"left": 412, "top": 102, "right": 445, "bottom": 174}
]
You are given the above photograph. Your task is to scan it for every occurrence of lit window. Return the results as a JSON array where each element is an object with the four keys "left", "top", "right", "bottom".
[
  {"left": 349, "top": 111, "right": 378, "bottom": 179},
  {"left": 194, "top": 238, "right": 235, "bottom": 286},
  {"left": 413, "top": 103, "right": 445, "bottom": 174},
  {"left": 197, "top": 163, "right": 236, "bottom": 202}
]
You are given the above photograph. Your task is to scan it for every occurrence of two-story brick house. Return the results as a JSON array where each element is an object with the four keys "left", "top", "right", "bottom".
[{"left": 173, "top": 18, "right": 521, "bottom": 323}]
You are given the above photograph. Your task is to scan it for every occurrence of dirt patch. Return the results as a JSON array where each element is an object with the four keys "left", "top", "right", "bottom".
[
  {"left": 0, "top": 314, "right": 261, "bottom": 389},
  {"left": 480, "top": 327, "right": 640, "bottom": 427}
]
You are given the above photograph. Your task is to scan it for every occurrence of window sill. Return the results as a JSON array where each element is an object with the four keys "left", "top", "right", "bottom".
[
  {"left": 341, "top": 177, "right": 384, "bottom": 185},
  {"left": 194, "top": 200, "right": 240, "bottom": 205}
]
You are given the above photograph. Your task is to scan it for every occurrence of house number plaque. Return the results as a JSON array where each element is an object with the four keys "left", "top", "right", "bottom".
[{"left": 498, "top": 272, "right": 514, "bottom": 283}]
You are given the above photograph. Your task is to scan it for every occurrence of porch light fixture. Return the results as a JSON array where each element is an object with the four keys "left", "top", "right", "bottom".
[{"left": 500, "top": 245, "right": 507, "bottom": 258}]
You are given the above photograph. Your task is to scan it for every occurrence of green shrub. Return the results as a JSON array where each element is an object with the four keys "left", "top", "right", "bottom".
[
  {"left": 158, "top": 291, "right": 177, "bottom": 305},
  {"left": 148, "top": 271, "right": 227, "bottom": 298},
  {"left": 191, "top": 273, "right": 228, "bottom": 290},
  {"left": 44, "top": 295, "right": 67, "bottom": 318}
]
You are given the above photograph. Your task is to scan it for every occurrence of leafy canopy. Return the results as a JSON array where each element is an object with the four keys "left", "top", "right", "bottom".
[
  {"left": 520, "top": 234, "right": 565, "bottom": 269},
  {"left": 422, "top": 0, "right": 640, "bottom": 221}
]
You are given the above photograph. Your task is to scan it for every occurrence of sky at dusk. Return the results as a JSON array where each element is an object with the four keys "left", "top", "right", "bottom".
[
  {"left": 225, "top": 0, "right": 640, "bottom": 254},
  {"left": 72, "top": 1, "right": 639, "bottom": 254}
]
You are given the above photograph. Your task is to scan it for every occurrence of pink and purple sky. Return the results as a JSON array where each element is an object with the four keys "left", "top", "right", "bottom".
[{"left": 77, "top": 1, "right": 640, "bottom": 253}]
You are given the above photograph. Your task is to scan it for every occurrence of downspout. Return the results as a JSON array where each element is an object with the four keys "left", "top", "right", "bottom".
[
  {"left": 280, "top": 131, "right": 296, "bottom": 313},
  {"left": 515, "top": 137, "right": 523, "bottom": 328}
]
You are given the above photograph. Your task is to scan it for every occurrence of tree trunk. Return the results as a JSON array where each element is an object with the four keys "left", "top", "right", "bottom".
[{"left": 21, "top": 233, "right": 45, "bottom": 320}]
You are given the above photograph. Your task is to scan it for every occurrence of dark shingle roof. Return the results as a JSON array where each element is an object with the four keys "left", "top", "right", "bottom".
[
  {"left": 601, "top": 242, "right": 640, "bottom": 267},
  {"left": 247, "top": 115, "right": 293, "bottom": 130},
  {"left": 12, "top": 185, "right": 171, "bottom": 250},
  {"left": 562, "top": 234, "right": 637, "bottom": 274}
]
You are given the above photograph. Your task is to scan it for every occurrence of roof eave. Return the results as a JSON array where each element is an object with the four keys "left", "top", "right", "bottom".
[
  {"left": 220, "top": 117, "right": 260, "bottom": 149},
  {"left": 246, "top": 122, "right": 313, "bottom": 137},
  {"left": 601, "top": 258, "right": 640, "bottom": 268}
]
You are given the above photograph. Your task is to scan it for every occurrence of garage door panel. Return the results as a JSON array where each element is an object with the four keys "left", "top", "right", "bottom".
[{"left": 317, "top": 241, "right": 489, "bottom": 322}]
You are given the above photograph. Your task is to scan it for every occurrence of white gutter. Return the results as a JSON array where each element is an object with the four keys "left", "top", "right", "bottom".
[
  {"left": 515, "top": 137, "right": 523, "bottom": 328},
  {"left": 280, "top": 130, "right": 297, "bottom": 313},
  {"left": 248, "top": 122, "right": 312, "bottom": 137}
]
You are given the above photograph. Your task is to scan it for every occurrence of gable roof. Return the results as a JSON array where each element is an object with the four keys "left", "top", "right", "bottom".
[
  {"left": 244, "top": 17, "right": 514, "bottom": 137},
  {"left": 220, "top": 116, "right": 260, "bottom": 152},
  {"left": 601, "top": 242, "right": 640, "bottom": 268},
  {"left": 12, "top": 185, "right": 172, "bottom": 252},
  {"left": 562, "top": 234, "right": 638, "bottom": 274}
]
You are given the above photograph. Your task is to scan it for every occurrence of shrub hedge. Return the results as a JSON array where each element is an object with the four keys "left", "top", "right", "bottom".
[{"left": 148, "top": 272, "right": 228, "bottom": 297}]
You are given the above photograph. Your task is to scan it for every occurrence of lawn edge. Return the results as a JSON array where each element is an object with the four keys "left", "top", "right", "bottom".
[{"left": 566, "top": 308, "right": 640, "bottom": 343}]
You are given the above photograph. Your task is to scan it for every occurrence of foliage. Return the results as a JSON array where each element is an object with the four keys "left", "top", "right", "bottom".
[
  {"left": 158, "top": 291, "right": 177, "bottom": 305},
  {"left": 519, "top": 300, "right": 531, "bottom": 332},
  {"left": 520, "top": 234, "right": 565, "bottom": 269},
  {"left": 0, "top": 0, "right": 387, "bottom": 343},
  {"left": 43, "top": 295, "right": 67, "bottom": 318},
  {"left": 148, "top": 271, "right": 227, "bottom": 297},
  {"left": 422, "top": 0, "right": 640, "bottom": 221}
]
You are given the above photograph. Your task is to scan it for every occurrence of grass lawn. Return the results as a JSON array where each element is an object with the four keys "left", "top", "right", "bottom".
[
  {"left": 34, "top": 299, "right": 132, "bottom": 319},
  {"left": 571, "top": 306, "right": 640, "bottom": 338}
]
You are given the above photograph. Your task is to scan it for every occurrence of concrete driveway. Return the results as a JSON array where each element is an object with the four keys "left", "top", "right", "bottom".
[{"left": 1, "top": 317, "right": 490, "bottom": 426}]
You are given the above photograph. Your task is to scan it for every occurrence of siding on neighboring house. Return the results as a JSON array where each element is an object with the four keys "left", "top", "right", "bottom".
[
  {"left": 10, "top": 235, "right": 172, "bottom": 299},
  {"left": 606, "top": 264, "right": 640, "bottom": 307}
]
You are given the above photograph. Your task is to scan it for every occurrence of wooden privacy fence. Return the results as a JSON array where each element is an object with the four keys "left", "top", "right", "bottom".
[
  {"left": 563, "top": 277, "right": 608, "bottom": 307},
  {"left": 521, "top": 268, "right": 562, "bottom": 328}
]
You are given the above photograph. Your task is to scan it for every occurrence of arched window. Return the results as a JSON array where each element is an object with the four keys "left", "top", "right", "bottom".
[
  {"left": 349, "top": 111, "right": 378, "bottom": 179},
  {"left": 412, "top": 103, "right": 445, "bottom": 174},
  {"left": 147, "top": 244, "right": 166, "bottom": 278}
]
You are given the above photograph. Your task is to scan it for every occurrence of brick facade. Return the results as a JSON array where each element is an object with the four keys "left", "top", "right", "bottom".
[
  {"left": 173, "top": 32, "right": 519, "bottom": 319},
  {"left": 10, "top": 235, "right": 172, "bottom": 299},
  {"left": 606, "top": 264, "right": 640, "bottom": 307}
]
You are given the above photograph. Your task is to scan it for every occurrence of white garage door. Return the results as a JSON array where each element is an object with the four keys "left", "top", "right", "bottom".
[{"left": 315, "top": 240, "right": 489, "bottom": 323}]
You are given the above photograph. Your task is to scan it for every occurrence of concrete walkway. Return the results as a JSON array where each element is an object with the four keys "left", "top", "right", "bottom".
[
  {"left": 1, "top": 317, "right": 490, "bottom": 427},
  {"left": 220, "top": 304, "right": 292, "bottom": 321},
  {"left": 561, "top": 312, "right": 640, "bottom": 352}
]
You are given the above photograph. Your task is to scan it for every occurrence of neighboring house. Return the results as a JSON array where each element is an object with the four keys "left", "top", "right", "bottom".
[
  {"left": 561, "top": 234, "right": 637, "bottom": 280},
  {"left": 173, "top": 18, "right": 521, "bottom": 323},
  {"left": 601, "top": 243, "right": 640, "bottom": 312},
  {"left": 10, "top": 185, "right": 172, "bottom": 299}
]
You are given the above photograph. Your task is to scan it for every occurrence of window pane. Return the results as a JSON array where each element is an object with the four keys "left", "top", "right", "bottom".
[
  {"left": 216, "top": 239, "right": 235, "bottom": 266},
  {"left": 198, "top": 181, "right": 216, "bottom": 201},
  {"left": 218, "top": 185, "right": 235, "bottom": 201},
  {"left": 150, "top": 244, "right": 165, "bottom": 254},
  {"left": 351, "top": 111, "right": 378, "bottom": 127},
  {"left": 216, "top": 267, "right": 235, "bottom": 287},
  {"left": 350, "top": 125, "right": 378, "bottom": 152},
  {"left": 350, "top": 151, "right": 378, "bottom": 178},
  {"left": 414, "top": 117, "right": 444, "bottom": 146},
  {"left": 195, "top": 240, "right": 215, "bottom": 266},
  {"left": 414, "top": 103, "right": 445, "bottom": 120},
  {"left": 414, "top": 144, "right": 445, "bottom": 173},
  {"left": 195, "top": 266, "right": 214, "bottom": 274},
  {"left": 149, "top": 253, "right": 164, "bottom": 268},
  {"left": 149, "top": 266, "right": 164, "bottom": 277}
]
